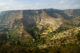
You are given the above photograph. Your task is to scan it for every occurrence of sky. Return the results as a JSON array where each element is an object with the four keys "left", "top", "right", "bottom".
[{"left": 0, "top": 0, "right": 80, "bottom": 11}]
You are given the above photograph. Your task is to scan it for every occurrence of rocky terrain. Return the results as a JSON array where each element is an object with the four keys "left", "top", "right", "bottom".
[{"left": 0, "top": 9, "right": 80, "bottom": 53}]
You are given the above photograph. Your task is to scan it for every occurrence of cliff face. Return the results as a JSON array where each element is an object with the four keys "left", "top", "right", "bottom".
[
  {"left": 0, "top": 9, "right": 80, "bottom": 48},
  {"left": 0, "top": 9, "right": 80, "bottom": 28},
  {"left": 22, "top": 10, "right": 63, "bottom": 31},
  {"left": 0, "top": 11, "right": 23, "bottom": 29},
  {"left": 0, "top": 9, "right": 80, "bottom": 39}
]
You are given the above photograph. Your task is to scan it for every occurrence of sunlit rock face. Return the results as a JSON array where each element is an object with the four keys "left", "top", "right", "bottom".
[
  {"left": 0, "top": 9, "right": 80, "bottom": 28},
  {"left": 0, "top": 9, "right": 80, "bottom": 38}
]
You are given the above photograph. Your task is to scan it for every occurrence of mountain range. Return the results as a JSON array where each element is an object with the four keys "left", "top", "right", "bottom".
[{"left": 0, "top": 9, "right": 80, "bottom": 53}]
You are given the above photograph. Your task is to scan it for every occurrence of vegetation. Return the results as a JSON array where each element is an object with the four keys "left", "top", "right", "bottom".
[
  {"left": 0, "top": 45, "right": 80, "bottom": 53},
  {"left": 0, "top": 9, "right": 80, "bottom": 53},
  {"left": 0, "top": 24, "right": 80, "bottom": 53},
  {"left": 76, "top": 31, "right": 80, "bottom": 41}
]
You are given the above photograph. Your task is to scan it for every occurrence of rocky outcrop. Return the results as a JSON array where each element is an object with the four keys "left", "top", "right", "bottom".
[{"left": 0, "top": 9, "right": 80, "bottom": 39}]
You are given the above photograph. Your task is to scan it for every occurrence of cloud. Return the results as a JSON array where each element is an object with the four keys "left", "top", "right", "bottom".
[
  {"left": 0, "top": 0, "right": 80, "bottom": 11},
  {"left": 60, "top": 0, "right": 68, "bottom": 4}
]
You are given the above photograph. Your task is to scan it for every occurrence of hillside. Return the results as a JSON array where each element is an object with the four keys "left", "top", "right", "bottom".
[{"left": 0, "top": 9, "right": 80, "bottom": 53}]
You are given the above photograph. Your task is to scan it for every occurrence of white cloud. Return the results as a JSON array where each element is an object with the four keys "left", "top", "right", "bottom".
[
  {"left": 60, "top": 0, "right": 67, "bottom": 4},
  {"left": 0, "top": 0, "right": 80, "bottom": 11}
]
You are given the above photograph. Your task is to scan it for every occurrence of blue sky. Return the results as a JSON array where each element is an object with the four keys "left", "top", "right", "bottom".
[{"left": 0, "top": 0, "right": 80, "bottom": 11}]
